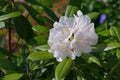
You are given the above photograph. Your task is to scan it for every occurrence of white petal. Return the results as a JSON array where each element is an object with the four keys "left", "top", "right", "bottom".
[
  {"left": 48, "top": 10, "right": 98, "bottom": 62},
  {"left": 77, "top": 10, "right": 83, "bottom": 16}
]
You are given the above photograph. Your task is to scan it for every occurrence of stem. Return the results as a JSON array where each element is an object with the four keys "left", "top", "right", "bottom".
[
  {"left": 109, "top": 60, "right": 120, "bottom": 75},
  {"left": 8, "top": 27, "right": 12, "bottom": 52}
]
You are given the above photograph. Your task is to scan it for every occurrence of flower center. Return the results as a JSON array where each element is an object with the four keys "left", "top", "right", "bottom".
[{"left": 68, "top": 33, "right": 74, "bottom": 41}]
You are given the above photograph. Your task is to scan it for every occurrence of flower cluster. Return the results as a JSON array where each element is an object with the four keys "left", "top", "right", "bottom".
[{"left": 48, "top": 10, "right": 98, "bottom": 62}]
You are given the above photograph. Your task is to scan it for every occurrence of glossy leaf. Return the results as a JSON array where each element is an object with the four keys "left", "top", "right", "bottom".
[
  {"left": 0, "top": 12, "right": 21, "bottom": 21},
  {"left": 104, "top": 42, "right": 120, "bottom": 51},
  {"left": 14, "top": 15, "right": 35, "bottom": 43},
  {"left": 27, "top": 51, "right": 53, "bottom": 60},
  {"left": 55, "top": 58, "right": 73, "bottom": 80},
  {"left": 87, "top": 12, "right": 99, "bottom": 19},
  {"left": 34, "top": 44, "right": 50, "bottom": 51},
  {"left": 65, "top": 5, "right": 78, "bottom": 17},
  {"left": 110, "top": 26, "right": 120, "bottom": 42},
  {"left": 98, "top": 30, "right": 110, "bottom": 37},
  {"left": 2, "top": 73, "right": 23, "bottom": 80},
  {"left": 88, "top": 56, "right": 102, "bottom": 66},
  {"left": 33, "top": 25, "right": 49, "bottom": 33},
  {"left": 116, "top": 49, "right": 120, "bottom": 59}
]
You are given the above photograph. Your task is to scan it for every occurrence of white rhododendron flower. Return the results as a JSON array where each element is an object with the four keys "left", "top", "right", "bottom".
[{"left": 48, "top": 10, "right": 98, "bottom": 62}]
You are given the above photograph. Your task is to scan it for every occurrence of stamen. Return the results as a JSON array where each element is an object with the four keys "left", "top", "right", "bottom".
[
  {"left": 68, "top": 33, "right": 74, "bottom": 41},
  {"left": 71, "top": 48, "right": 74, "bottom": 52}
]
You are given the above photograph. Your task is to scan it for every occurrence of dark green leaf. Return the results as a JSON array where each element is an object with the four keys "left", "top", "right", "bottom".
[
  {"left": 0, "top": 48, "right": 15, "bottom": 57},
  {"left": 42, "top": 5, "right": 58, "bottom": 21},
  {"left": 55, "top": 58, "right": 73, "bottom": 80},
  {"left": 27, "top": 51, "right": 53, "bottom": 60},
  {"left": 24, "top": 4, "right": 53, "bottom": 25},
  {"left": 0, "top": 12, "right": 21, "bottom": 21},
  {"left": 25, "top": 0, "right": 40, "bottom": 5},
  {"left": 2, "top": 73, "right": 23, "bottom": 80},
  {"left": 14, "top": 15, "right": 35, "bottom": 43},
  {"left": 0, "top": 54, "right": 18, "bottom": 71}
]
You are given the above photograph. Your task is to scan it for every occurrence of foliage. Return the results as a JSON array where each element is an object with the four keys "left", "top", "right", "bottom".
[{"left": 0, "top": 0, "right": 120, "bottom": 80}]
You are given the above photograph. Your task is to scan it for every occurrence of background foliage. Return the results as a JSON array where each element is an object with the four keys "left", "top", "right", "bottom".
[{"left": 0, "top": 0, "right": 120, "bottom": 80}]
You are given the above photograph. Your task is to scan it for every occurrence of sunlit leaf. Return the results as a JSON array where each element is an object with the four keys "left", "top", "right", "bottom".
[
  {"left": 116, "top": 49, "right": 120, "bottom": 59},
  {"left": 110, "top": 26, "right": 120, "bottom": 42},
  {"left": 98, "top": 30, "right": 110, "bottom": 37},
  {"left": 27, "top": 51, "right": 53, "bottom": 60},
  {"left": 65, "top": 5, "right": 78, "bottom": 17},
  {"left": 104, "top": 42, "right": 120, "bottom": 51},
  {"left": 55, "top": 58, "right": 73, "bottom": 80},
  {"left": 87, "top": 12, "right": 99, "bottom": 19},
  {"left": 33, "top": 25, "right": 49, "bottom": 33},
  {"left": 34, "top": 44, "right": 50, "bottom": 51},
  {"left": 88, "top": 56, "right": 102, "bottom": 66},
  {"left": 0, "top": 12, "right": 21, "bottom": 21},
  {"left": 2, "top": 73, "right": 23, "bottom": 80}
]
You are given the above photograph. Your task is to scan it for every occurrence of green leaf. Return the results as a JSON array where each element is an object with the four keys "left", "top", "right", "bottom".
[
  {"left": 2, "top": 73, "right": 23, "bottom": 80},
  {"left": 92, "top": 44, "right": 107, "bottom": 52},
  {"left": 65, "top": 5, "right": 78, "bottom": 17},
  {"left": 27, "top": 51, "right": 53, "bottom": 60},
  {"left": 0, "top": 21, "right": 5, "bottom": 28},
  {"left": 33, "top": 25, "right": 49, "bottom": 33},
  {"left": 42, "top": 5, "right": 58, "bottom": 21},
  {"left": 116, "top": 49, "right": 120, "bottom": 59},
  {"left": 98, "top": 30, "right": 110, "bottom": 37},
  {"left": 110, "top": 26, "right": 120, "bottom": 42},
  {"left": 0, "top": 48, "right": 15, "bottom": 57},
  {"left": 104, "top": 42, "right": 120, "bottom": 51},
  {"left": 88, "top": 56, "right": 102, "bottom": 67},
  {"left": 0, "top": 12, "right": 21, "bottom": 21},
  {"left": 34, "top": 36, "right": 48, "bottom": 45},
  {"left": 87, "top": 12, "right": 99, "bottom": 19},
  {"left": 25, "top": 0, "right": 40, "bottom": 5},
  {"left": 55, "top": 58, "right": 73, "bottom": 80},
  {"left": 14, "top": 15, "right": 35, "bottom": 43},
  {"left": 34, "top": 44, "right": 50, "bottom": 51},
  {"left": 0, "top": 54, "right": 18, "bottom": 71},
  {"left": 23, "top": 4, "right": 53, "bottom": 25}
]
